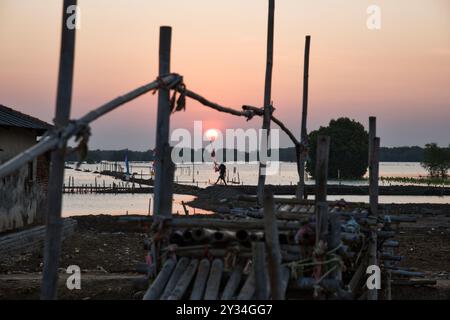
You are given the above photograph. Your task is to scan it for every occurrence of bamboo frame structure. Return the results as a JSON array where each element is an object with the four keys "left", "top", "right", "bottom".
[
  {"left": 41, "top": 0, "right": 77, "bottom": 300},
  {"left": 297, "top": 35, "right": 311, "bottom": 199},
  {"left": 0, "top": 0, "right": 421, "bottom": 301},
  {"left": 153, "top": 26, "right": 175, "bottom": 220},
  {"left": 257, "top": 0, "right": 276, "bottom": 204}
]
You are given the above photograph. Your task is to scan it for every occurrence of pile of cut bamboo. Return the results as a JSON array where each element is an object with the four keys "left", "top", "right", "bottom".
[
  {"left": 141, "top": 131, "right": 432, "bottom": 300},
  {"left": 141, "top": 194, "right": 426, "bottom": 300}
]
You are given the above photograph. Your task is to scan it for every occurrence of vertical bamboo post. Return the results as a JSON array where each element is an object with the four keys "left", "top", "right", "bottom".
[
  {"left": 295, "top": 36, "right": 311, "bottom": 199},
  {"left": 264, "top": 192, "right": 283, "bottom": 299},
  {"left": 315, "top": 136, "right": 330, "bottom": 244},
  {"left": 369, "top": 117, "right": 375, "bottom": 212},
  {"left": 257, "top": 0, "right": 275, "bottom": 204},
  {"left": 252, "top": 242, "right": 268, "bottom": 300},
  {"left": 153, "top": 26, "right": 175, "bottom": 218},
  {"left": 369, "top": 132, "right": 380, "bottom": 216},
  {"left": 296, "top": 35, "right": 311, "bottom": 199},
  {"left": 41, "top": 0, "right": 77, "bottom": 300},
  {"left": 368, "top": 117, "right": 376, "bottom": 161}
]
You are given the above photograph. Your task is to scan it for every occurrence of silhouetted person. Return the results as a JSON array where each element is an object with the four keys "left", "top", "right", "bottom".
[{"left": 215, "top": 163, "right": 227, "bottom": 185}]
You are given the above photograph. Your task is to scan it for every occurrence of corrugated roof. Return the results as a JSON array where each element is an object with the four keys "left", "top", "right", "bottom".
[{"left": 0, "top": 105, "right": 53, "bottom": 133}]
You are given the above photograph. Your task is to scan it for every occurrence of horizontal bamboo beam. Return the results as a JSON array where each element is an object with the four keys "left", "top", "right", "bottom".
[
  {"left": 183, "top": 89, "right": 254, "bottom": 118},
  {"left": 178, "top": 87, "right": 301, "bottom": 148},
  {"left": 242, "top": 105, "right": 301, "bottom": 147},
  {"left": 0, "top": 74, "right": 181, "bottom": 179}
]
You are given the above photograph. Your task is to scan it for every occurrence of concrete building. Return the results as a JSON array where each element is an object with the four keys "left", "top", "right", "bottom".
[{"left": 0, "top": 105, "right": 53, "bottom": 233}]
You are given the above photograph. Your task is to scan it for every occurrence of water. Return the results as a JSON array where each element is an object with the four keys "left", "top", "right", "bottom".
[
  {"left": 298, "top": 195, "right": 450, "bottom": 204},
  {"left": 68, "top": 161, "right": 430, "bottom": 187},
  {"left": 63, "top": 193, "right": 212, "bottom": 217},
  {"left": 62, "top": 161, "right": 449, "bottom": 217}
]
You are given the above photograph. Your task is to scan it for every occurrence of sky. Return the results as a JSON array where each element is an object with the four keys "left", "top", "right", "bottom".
[{"left": 0, "top": 0, "right": 449, "bottom": 150}]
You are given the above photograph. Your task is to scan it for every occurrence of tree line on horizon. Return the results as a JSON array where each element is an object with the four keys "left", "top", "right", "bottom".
[
  {"left": 66, "top": 145, "right": 427, "bottom": 163},
  {"left": 65, "top": 117, "right": 448, "bottom": 180}
]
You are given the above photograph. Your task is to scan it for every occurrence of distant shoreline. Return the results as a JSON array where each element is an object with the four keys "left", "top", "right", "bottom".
[{"left": 66, "top": 146, "right": 428, "bottom": 163}]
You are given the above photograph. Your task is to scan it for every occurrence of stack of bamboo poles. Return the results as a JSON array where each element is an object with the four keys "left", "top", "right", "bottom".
[
  {"left": 142, "top": 133, "right": 430, "bottom": 300},
  {"left": 141, "top": 195, "right": 427, "bottom": 300}
]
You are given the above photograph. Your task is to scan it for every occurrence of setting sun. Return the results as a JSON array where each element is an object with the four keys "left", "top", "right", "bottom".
[{"left": 205, "top": 128, "right": 219, "bottom": 142}]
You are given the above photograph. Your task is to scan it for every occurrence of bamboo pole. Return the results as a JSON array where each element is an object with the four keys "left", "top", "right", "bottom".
[
  {"left": 280, "top": 266, "right": 291, "bottom": 298},
  {"left": 166, "top": 217, "right": 305, "bottom": 230},
  {"left": 252, "top": 242, "right": 268, "bottom": 300},
  {"left": 160, "top": 257, "right": 190, "bottom": 299},
  {"left": 153, "top": 26, "right": 175, "bottom": 220},
  {"left": 257, "top": 0, "right": 275, "bottom": 204},
  {"left": 41, "top": 0, "right": 77, "bottom": 300},
  {"left": 242, "top": 105, "right": 300, "bottom": 147},
  {"left": 143, "top": 258, "right": 176, "bottom": 300},
  {"left": 167, "top": 259, "right": 199, "bottom": 300},
  {"left": 297, "top": 35, "right": 311, "bottom": 200},
  {"left": 212, "top": 230, "right": 235, "bottom": 244},
  {"left": 368, "top": 116, "right": 376, "bottom": 163},
  {"left": 369, "top": 136, "right": 380, "bottom": 216},
  {"left": 263, "top": 192, "right": 283, "bottom": 299},
  {"left": 315, "top": 136, "right": 330, "bottom": 244},
  {"left": 192, "top": 228, "right": 215, "bottom": 242},
  {"left": 190, "top": 258, "right": 211, "bottom": 300},
  {"left": 348, "top": 256, "right": 367, "bottom": 294},
  {"left": 183, "top": 89, "right": 253, "bottom": 118},
  {"left": 237, "top": 270, "right": 256, "bottom": 300},
  {"left": 204, "top": 259, "right": 224, "bottom": 300},
  {"left": 328, "top": 212, "right": 342, "bottom": 284},
  {"left": 236, "top": 230, "right": 251, "bottom": 243},
  {"left": 221, "top": 263, "right": 244, "bottom": 300},
  {"left": 0, "top": 73, "right": 179, "bottom": 179}
]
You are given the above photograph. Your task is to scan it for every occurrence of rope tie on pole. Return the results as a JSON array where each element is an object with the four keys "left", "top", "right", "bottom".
[
  {"left": 72, "top": 122, "right": 91, "bottom": 167},
  {"left": 152, "top": 73, "right": 186, "bottom": 113}
]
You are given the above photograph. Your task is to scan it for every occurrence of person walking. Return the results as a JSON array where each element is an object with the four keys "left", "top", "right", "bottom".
[{"left": 214, "top": 163, "right": 227, "bottom": 185}]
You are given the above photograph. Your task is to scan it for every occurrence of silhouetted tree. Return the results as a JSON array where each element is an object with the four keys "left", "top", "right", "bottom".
[
  {"left": 306, "top": 118, "right": 369, "bottom": 179},
  {"left": 421, "top": 143, "right": 450, "bottom": 178}
]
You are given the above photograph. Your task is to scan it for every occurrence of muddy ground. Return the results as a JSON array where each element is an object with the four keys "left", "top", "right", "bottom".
[{"left": 1, "top": 190, "right": 450, "bottom": 300}]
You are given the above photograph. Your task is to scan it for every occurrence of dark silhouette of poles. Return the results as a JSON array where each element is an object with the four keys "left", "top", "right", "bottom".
[
  {"left": 297, "top": 35, "right": 311, "bottom": 200},
  {"left": 257, "top": 0, "right": 275, "bottom": 204},
  {"left": 41, "top": 0, "right": 77, "bottom": 300},
  {"left": 153, "top": 26, "right": 175, "bottom": 219},
  {"left": 369, "top": 117, "right": 380, "bottom": 216},
  {"left": 315, "top": 136, "right": 330, "bottom": 244}
]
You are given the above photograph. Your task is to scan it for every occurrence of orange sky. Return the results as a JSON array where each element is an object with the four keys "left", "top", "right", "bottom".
[{"left": 0, "top": 0, "right": 449, "bottom": 150}]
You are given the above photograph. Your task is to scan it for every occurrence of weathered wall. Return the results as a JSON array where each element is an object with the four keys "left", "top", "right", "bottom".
[
  {"left": 0, "top": 127, "right": 47, "bottom": 233},
  {"left": 0, "top": 127, "right": 38, "bottom": 162}
]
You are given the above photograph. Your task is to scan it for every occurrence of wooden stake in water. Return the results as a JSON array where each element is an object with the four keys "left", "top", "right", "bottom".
[
  {"left": 257, "top": 0, "right": 275, "bottom": 204},
  {"left": 370, "top": 136, "right": 380, "bottom": 216},
  {"left": 368, "top": 117, "right": 378, "bottom": 215},
  {"left": 41, "top": 0, "right": 77, "bottom": 300}
]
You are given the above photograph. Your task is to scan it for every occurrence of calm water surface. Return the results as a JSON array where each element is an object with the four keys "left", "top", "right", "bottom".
[{"left": 62, "top": 162, "right": 449, "bottom": 217}]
